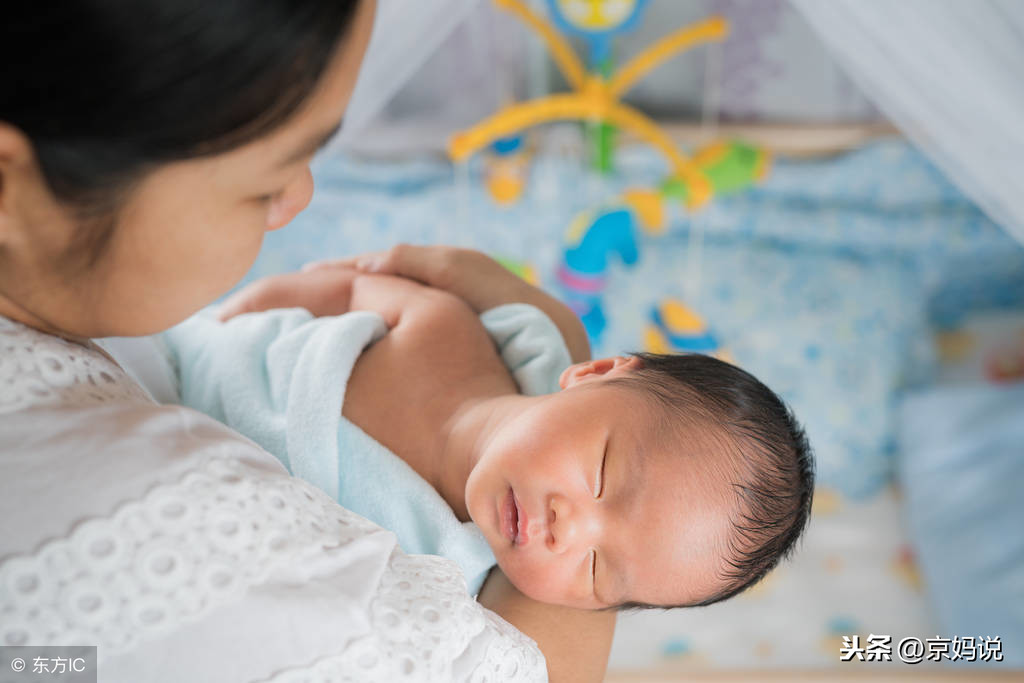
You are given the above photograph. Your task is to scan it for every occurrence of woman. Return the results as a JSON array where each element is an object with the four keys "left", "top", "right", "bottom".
[{"left": 0, "top": 1, "right": 613, "bottom": 680}]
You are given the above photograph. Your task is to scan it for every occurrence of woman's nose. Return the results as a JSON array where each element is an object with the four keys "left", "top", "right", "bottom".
[
  {"left": 547, "top": 493, "right": 599, "bottom": 554},
  {"left": 265, "top": 167, "right": 315, "bottom": 231}
]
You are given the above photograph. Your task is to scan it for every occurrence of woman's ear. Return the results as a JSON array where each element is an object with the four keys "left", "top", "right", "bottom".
[
  {"left": 558, "top": 355, "right": 642, "bottom": 389},
  {"left": 0, "top": 123, "right": 41, "bottom": 242}
]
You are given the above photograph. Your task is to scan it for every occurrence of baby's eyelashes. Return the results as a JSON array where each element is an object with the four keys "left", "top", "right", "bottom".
[{"left": 594, "top": 442, "right": 608, "bottom": 498}]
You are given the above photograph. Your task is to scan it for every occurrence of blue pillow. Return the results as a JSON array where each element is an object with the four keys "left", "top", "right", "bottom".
[{"left": 898, "top": 382, "right": 1024, "bottom": 666}]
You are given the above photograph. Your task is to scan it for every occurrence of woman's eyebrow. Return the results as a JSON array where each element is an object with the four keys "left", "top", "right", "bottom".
[{"left": 277, "top": 119, "right": 343, "bottom": 168}]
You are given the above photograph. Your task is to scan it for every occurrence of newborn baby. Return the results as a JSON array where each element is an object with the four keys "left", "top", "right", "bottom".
[{"left": 166, "top": 246, "right": 814, "bottom": 611}]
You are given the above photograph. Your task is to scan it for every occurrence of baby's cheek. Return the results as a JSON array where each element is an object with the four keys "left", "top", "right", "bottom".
[{"left": 497, "top": 554, "right": 574, "bottom": 606}]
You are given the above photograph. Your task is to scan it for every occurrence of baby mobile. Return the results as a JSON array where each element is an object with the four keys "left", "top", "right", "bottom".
[{"left": 449, "top": 0, "right": 769, "bottom": 358}]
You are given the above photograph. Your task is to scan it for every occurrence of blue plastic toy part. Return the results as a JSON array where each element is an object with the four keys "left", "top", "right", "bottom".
[
  {"left": 557, "top": 205, "right": 643, "bottom": 347},
  {"left": 579, "top": 303, "right": 607, "bottom": 342},
  {"left": 563, "top": 208, "right": 639, "bottom": 274},
  {"left": 545, "top": 0, "right": 650, "bottom": 65},
  {"left": 491, "top": 134, "right": 524, "bottom": 156}
]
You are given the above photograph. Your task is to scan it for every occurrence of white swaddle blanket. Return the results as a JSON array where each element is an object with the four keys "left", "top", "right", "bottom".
[{"left": 162, "top": 303, "right": 571, "bottom": 595}]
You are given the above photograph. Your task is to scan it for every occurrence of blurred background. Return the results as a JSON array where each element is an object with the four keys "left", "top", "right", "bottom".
[{"left": 238, "top": 0, "right": 1024, "bottom": 677}]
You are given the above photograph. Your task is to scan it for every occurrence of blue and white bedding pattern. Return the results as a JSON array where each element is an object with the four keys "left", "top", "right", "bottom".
[
  {"left": 898, "top": 308, "right": 1024, "bottom": 669},
  {"left": 236, "top": 136, "right": 1024, "bottom": 669}
]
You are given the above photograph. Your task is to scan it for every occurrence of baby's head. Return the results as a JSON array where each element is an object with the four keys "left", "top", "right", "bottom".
[{"left": 466, "top": 351, "right": 814, "bottom": 611}]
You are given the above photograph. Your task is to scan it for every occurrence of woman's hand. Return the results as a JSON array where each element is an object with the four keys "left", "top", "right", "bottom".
[{"left": 306, "top": 245, "right": 591, "bottom": 363}]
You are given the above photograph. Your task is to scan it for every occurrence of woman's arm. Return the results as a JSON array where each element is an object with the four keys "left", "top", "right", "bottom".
[{"left": 477, "top": 567, "right": 616, "bottom": 683}]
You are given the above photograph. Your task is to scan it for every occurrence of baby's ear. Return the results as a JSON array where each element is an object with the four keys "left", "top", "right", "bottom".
[{"left": 558, "top": 355, "right": 641, "bottom": 389}]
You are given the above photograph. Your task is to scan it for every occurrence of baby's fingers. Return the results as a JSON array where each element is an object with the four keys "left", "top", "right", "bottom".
[
  {"left": 304, "top": 246, "right": 426, "bottom": 277},
  {"left": 215, "top": 272, "right": 315, "bottom": 321},
  {"left": 302, "top": 251, "right": 397, "bottom": 274},
  {"left": 216, "top": 281, "right": 276, "bottom": 321},
  {"left": 301, "top": 257, "right": 360, "bottom": 273}
]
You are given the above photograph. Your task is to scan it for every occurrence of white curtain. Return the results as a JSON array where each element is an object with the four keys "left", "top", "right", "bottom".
[
  {"left": 340, "top": 0, "right": 1024, "bottom": 245},
  {"left": 336, "top": 0, "right": 484, "bottom": 145},
  {"left": 790, "top": 0, "right": 1024, "bottom": 244}
]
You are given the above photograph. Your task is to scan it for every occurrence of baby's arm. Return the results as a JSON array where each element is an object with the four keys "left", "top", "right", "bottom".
[
  {"left": 216, "top": 267, "right": 361, "bottom": 321},
  {"left": 315, "top": 245, "right": 591, "bottom": 364},
  {"left": 221, "top": 247, "right": 589, "bottom": 364},
  {"left": 217, "top": 265, "right": 467, "bottom": 336},
  {"left": 347, "top": 271, "right": 473, "bottom": 334}
]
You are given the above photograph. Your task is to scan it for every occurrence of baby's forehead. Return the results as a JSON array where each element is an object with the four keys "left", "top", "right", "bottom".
[
  {"left": 627, "top": 464, "right": 737, "bottom": 605},
  {"left": 625, "top": 423, "right": 748, "bottom": 596}
]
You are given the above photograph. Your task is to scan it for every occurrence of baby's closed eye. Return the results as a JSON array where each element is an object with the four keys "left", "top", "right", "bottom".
[{"left": 594, "top": 441, "right": 608, "bottom": 498}]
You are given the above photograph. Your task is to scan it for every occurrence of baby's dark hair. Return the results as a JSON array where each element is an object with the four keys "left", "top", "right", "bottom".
[{"left": 604, "top": 351, "right": 814, "bottom": 612}]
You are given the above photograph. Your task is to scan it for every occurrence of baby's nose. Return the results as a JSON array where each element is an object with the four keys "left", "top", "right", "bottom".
[{"left": 547, "top": 494, "right": 597, "bottom": 554}]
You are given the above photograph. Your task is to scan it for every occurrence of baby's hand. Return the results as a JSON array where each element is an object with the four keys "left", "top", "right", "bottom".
[
  {"left": 216, "top": 266, "right": 360, "bottom": 322},
  {"left": 304, "top": 245, "right": 529, "bottom": 315},
  {"left": 306, "top": 245, "right": 591, "bottom": 363}
]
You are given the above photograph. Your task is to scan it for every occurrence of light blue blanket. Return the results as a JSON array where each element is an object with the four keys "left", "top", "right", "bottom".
[
  {"left": 898, "top": 382, "right": 1024, "bottom": 666},
  {"left": 162, "top": 303, "right": 571, "bottom": 596}
]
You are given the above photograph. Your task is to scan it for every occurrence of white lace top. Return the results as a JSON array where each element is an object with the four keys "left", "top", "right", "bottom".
[{"left": 0, "top": 317, "right": 546, "bottom": 682}]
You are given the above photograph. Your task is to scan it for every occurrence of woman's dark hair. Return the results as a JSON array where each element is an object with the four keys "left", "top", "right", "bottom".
[
  {"left": 1, "top": 0, "right": 360, "bottom": 263},
  {"left": 603, "top": 352, "right": 815, "bottom": 612}
]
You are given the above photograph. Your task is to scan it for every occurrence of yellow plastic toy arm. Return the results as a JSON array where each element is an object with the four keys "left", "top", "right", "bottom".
[
  {"left": 605, "top": 101, "right": 712, "bottom": 208},
  {"left": 608, "top": 15, "right": 729, "bottom": 98},
  {"left": 448, "top": 94, "right": 713, "bottom": 208},
  {"left": 493, "top": 0, "right": 587, "bottom": 91},
  {"left": 449, "top": 94, "right": 601, "bottom": 162}
]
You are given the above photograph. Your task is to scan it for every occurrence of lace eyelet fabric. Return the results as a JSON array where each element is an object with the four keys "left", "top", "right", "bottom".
[
  {"left": 0, "top": 452, "right": 545, "bottom": 681},
  {"left": 0, "top": 318, "right": 151, "bottom": 412},
  {"left": 0, "top": 318, "right": 547, "bottom": 681},
  {"left": 260, "top": 555, "right": 546, "bottom": 683}
]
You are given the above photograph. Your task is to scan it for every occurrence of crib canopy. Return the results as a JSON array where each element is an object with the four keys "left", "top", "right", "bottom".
[{"left": 341, "top": 0, "right": 1024, "bottom": 244}]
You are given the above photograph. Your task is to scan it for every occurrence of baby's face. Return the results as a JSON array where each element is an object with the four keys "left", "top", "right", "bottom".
[{"left": 464, "top": 372, "right": 736, "bottom": 610}]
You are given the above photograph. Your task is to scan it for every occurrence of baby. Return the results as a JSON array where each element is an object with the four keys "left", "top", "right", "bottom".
[{"left": 165, "top": 246, "right": 814, "bottom": 611}]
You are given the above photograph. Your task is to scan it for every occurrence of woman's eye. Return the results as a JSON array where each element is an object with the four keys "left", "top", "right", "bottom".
[{"left": 594, "top": 442, "right": 607, "bottom": 498}]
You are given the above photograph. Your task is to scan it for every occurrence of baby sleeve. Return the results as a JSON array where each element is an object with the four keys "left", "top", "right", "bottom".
[{"left": 479, "top": 303, "right": 574, "bottom": 396}]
